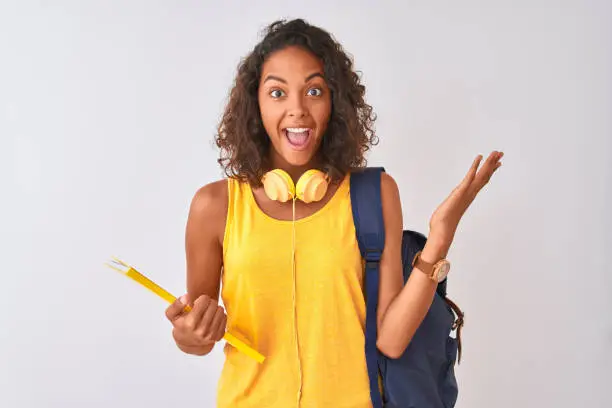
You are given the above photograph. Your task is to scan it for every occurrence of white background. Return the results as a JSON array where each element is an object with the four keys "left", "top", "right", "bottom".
[{"left": 1, "top": 1, "right": 610, "bottom": 407}]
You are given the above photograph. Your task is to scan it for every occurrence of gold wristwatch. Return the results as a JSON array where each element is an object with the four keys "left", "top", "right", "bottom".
[{"left": 412, "top": 251, "right": 451, "bottom": 283}]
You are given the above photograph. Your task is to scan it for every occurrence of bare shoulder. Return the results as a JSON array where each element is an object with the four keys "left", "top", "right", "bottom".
[
  {"left": 380, "top": 171, "right": 402, "bottom": 215},
  {"left": 187, "top": 178, "right": 229, "bottom": 247},
  {"left": 185, "top": 178, "right": 229, "bottom": 303},
  {"left": 379, "top": 172, "right": 403, "bottom": 250},
  {"left": 380, "top": 172, "right": 400, "bottom": 196},
  {"left": 190, "top": 179, "right": 228, "bottom": 217}
]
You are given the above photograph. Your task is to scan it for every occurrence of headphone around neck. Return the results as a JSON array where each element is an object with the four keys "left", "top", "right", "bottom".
[
  {"left": 261, "top": 168, "right": 329, "bottom": 372},
  {"left": 262, "top": 168, "right": 329, "bottom": 204}
]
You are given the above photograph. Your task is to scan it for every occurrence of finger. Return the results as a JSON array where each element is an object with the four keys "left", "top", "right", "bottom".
[
  {"left": 172, "top": 326, "right": 191, "bottom": 346},
  {"left": 208, "top": 307, "right": 227, "bottom": 342},
  {"left": 468, "top": 154, "right": 483, "bottom": 178},
  {"left": 488, "top": 151, "right": 503, "bottom": 167},
  {"left": 186, "top": 295, "right": 212, "bottom": 331},
  {"left": 490, "top": 161, "right": 503, "bottom": 176},
  {"left": 165, "top": 295, "right": 188, "bottom": 322},
  {"left": 454, "top": 154, "right": 482, "bottom": 195},
  {"left": 196, "top": 298, "right": 219, "bottom": 338},
  {"left": 479, "top": 151, "right": 497, "bottom": 169},
  {"left": 472, "top": 151, "right": 503, "bottom": 193},
  {"left": 476, "top": 152, "right": 497, "bottom": 180}
]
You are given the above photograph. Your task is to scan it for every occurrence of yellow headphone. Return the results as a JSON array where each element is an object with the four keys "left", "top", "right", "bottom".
[{"left": 261, "top": 168, "right": 329, "bottom": 204}]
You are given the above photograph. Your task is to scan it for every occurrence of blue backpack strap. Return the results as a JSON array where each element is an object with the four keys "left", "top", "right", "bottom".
[{"left": 350, "top": 167, "right": 386, "bottom": 408}]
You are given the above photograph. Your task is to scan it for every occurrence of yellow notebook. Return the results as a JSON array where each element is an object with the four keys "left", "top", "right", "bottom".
[{"left": 106, "top": 258, "right": 265, "bottom": 364}]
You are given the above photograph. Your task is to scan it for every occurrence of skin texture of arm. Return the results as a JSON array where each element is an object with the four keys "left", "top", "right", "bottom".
[
  {"left": 375, "top": 152, "right": 502, "bottom": 358},
  {"left": 374, "top": 172, "right": 441, "bottom": 359},
  {"left": 176, "top": 179, "right": 228, "bottom": 355}
]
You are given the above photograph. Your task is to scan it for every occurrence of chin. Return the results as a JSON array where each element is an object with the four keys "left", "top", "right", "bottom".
[{"left": 281, "top": 151, "right": 317, "bottom": 168}]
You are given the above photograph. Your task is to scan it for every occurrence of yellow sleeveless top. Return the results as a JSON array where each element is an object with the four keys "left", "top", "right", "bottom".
[{"left": 218, "top": 173, "right": 372, "bottom": 408}]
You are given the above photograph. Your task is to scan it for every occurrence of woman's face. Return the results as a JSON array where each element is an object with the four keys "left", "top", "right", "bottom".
[{"left": 258, "top": 46, "right": 332, "bottom": 170}]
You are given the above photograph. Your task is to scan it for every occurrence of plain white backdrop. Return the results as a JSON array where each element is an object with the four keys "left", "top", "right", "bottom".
[{"left": 1, "top": 1, "right": 610, "bottom": 407}]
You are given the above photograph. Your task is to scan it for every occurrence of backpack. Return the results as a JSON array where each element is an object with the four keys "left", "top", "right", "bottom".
[{"left": 350, "top": 167, "right": 465, "bottom": 408}]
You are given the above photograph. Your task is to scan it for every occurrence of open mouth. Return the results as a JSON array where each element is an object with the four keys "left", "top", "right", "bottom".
[{"left": 283, "top": 128, "right": 312, "bottom": 150}]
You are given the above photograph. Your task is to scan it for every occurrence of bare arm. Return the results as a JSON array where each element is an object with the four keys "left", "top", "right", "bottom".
[
  {"left": 374, "top": 173, "right": 440, "bottom": 359},
  {"left": 375, "top": 152, "right": 503, "bottom": 358},
  {"left": 167, "top": 179, "right": 228, "bottom": 356},
  {"left": 185, "top": 179, "right": 227, "bottom": 306}
]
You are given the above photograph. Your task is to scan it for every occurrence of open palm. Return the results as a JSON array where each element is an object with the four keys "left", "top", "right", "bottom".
[{"left": 429, "top": 151, "right": 504, "bottom": 244}]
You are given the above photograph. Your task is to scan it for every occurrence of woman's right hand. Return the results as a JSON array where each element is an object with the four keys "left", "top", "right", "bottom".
[{"left": 165, "top": 294, "right": 227, "bottom": 355}]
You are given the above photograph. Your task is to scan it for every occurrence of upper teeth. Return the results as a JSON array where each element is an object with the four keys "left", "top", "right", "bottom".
[{"left": 286, "top": 128, "right": 309, "bottom": 133}]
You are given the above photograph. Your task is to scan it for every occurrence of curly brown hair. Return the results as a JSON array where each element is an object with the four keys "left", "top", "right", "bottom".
[{"left": 215, "top": 18, "right": 378, "bottom": 187}]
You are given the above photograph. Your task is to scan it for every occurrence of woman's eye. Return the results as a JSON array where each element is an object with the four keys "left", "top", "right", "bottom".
[
  {"left": 270, "top": 89, "right": 285, "bottom": 98},
  {"left": 307, "top": 88, "right": 322, "bottom": 96}
]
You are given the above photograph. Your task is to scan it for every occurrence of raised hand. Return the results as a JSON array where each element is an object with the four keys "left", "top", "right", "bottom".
[{"left": 427, "top": 151, "right": 504, "bottom": 251}]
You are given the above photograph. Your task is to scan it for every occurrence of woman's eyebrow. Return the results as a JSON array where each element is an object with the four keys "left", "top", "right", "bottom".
[{"left": 262, "top": 72, "right": 324, "bottom": 84}]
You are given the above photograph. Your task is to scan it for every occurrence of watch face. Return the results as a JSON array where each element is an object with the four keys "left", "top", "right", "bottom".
[{"left": 436, "top": 261, "right": 451, "bottom": 282}]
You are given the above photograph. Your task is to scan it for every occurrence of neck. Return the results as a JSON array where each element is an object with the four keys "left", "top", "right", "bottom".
[{"left": 268, "top": 153, "right": 321, "bottom": 184}]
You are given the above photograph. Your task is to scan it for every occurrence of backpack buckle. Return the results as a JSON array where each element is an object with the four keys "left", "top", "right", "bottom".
[
  {"left": 364, "top": 248, "right": 382, "bottom": 269},
  {"left": 364, "top": 248, "right": 382, "bottom": 260}
]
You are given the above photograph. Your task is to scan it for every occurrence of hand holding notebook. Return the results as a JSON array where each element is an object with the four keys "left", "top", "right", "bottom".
[
  {"left": 106, "top": 258, "right": 265, "bottom": 363},
  {"left": 165, "top": 293, "right": 227, "bottom": 354}
]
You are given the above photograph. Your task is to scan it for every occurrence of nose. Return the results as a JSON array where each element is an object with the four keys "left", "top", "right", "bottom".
[{"left": 287, "top": 94, "right": 308, "bottom": 118}]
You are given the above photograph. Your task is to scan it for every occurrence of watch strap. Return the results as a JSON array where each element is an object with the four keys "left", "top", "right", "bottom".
[{"left": 412, "top": 251, "right": 437, "bottom": 281}]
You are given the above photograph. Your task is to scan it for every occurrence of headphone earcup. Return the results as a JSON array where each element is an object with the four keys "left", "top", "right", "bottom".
[
  {"left": 295, "top": 169, "right": 328, "bottom": 203},
  {"left": 262, "top": 169, "right": 295, "bottom": 202}
]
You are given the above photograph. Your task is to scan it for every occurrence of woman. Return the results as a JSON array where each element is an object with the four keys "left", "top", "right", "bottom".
[{"left": 165, "top": 18, "right": 502, "bottom": 407}]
